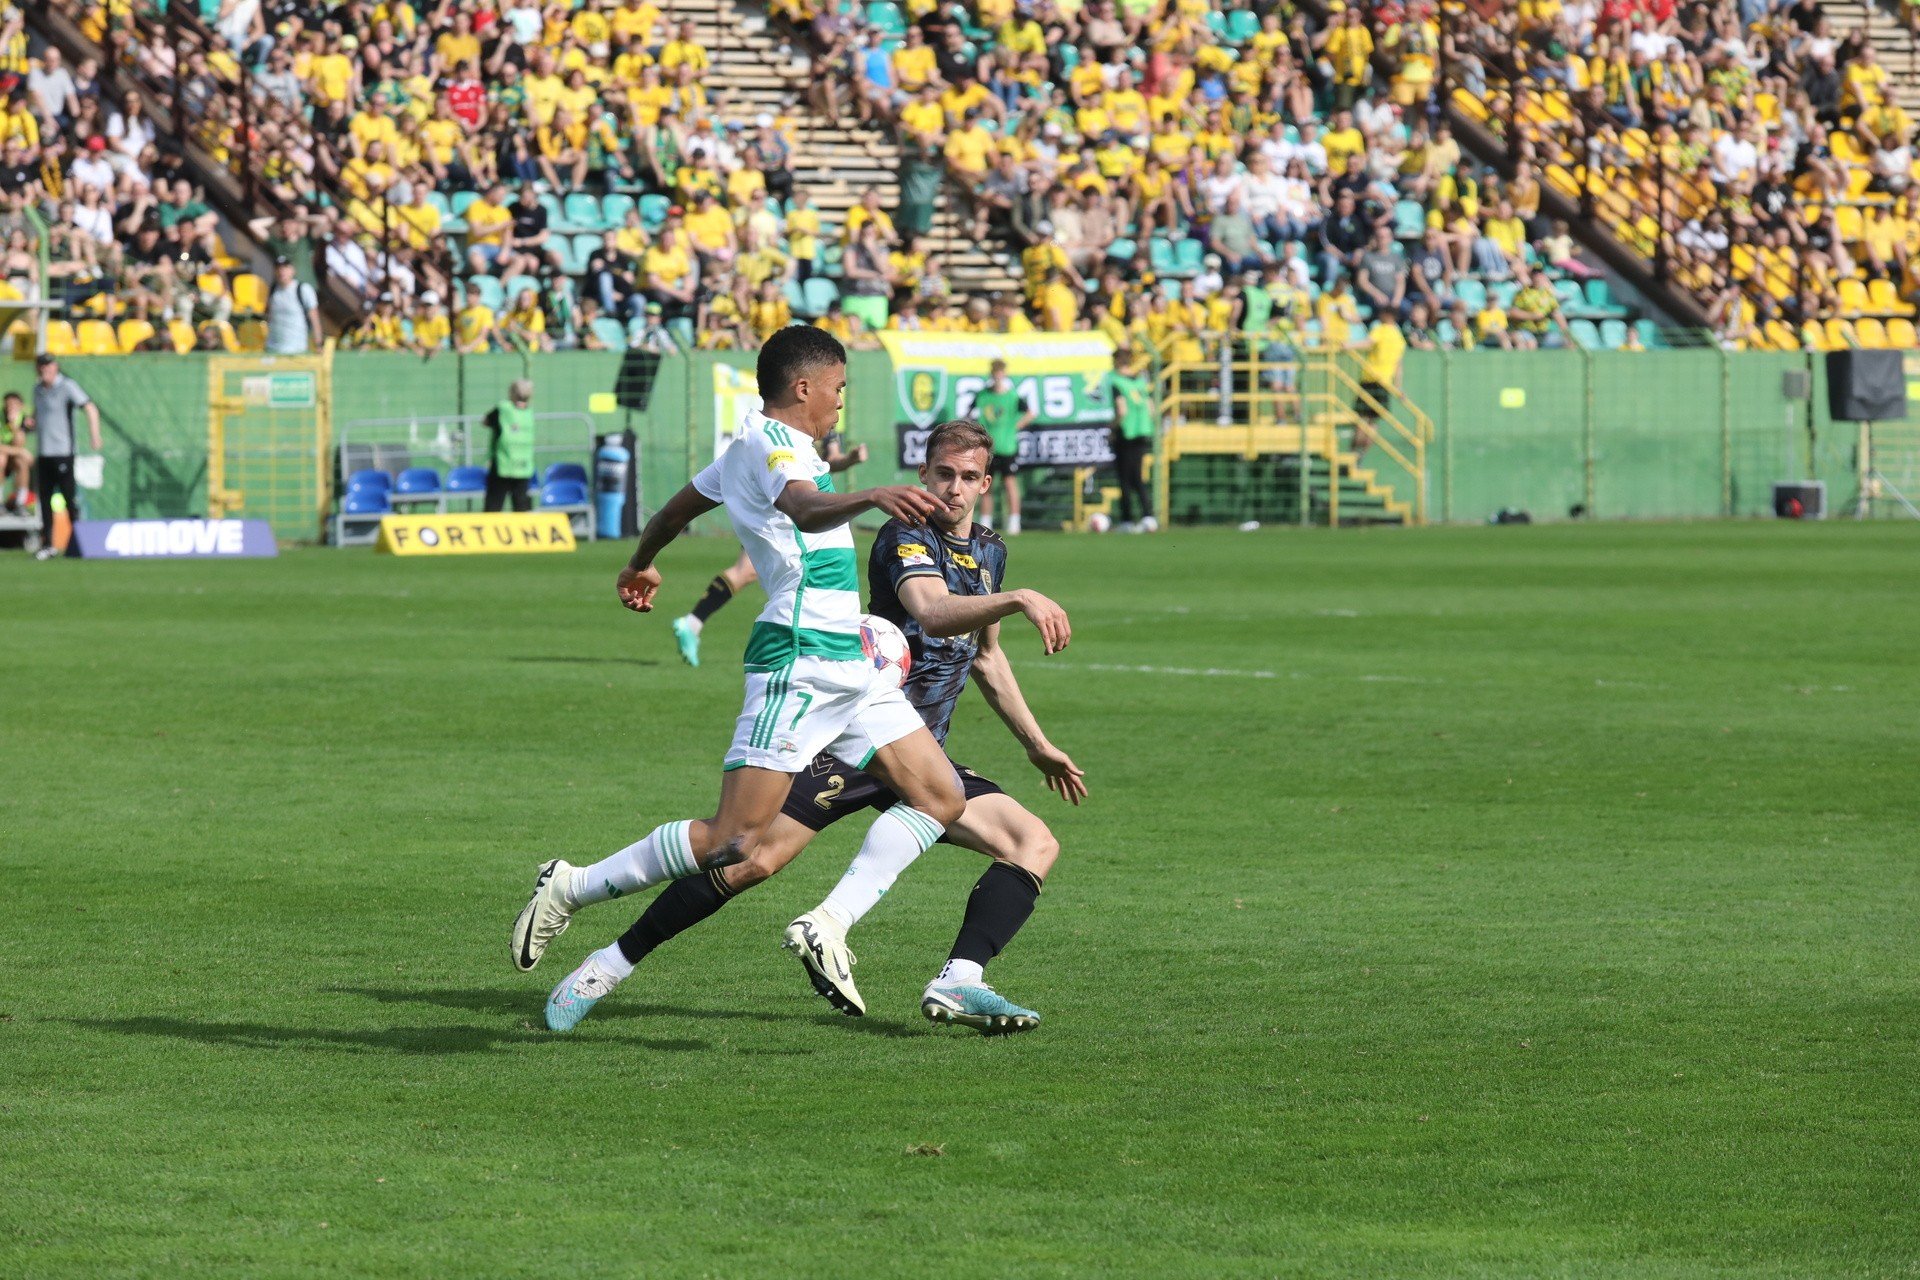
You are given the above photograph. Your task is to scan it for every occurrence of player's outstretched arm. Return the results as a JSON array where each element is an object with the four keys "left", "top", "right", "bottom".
[
  {"left": 616, "top": 482, "right": 722, "bottom": 613},
  {"left": 971, "top": 622, "right": 1087, "bottom": 805},
  {"left": 774, "top": 478, "right": 941, "bottom": 533},
  {"left": 896, "top": 576, "right": 1070, "bottom": 653}
]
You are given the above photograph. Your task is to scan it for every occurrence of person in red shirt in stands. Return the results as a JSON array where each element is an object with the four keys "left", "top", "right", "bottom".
[{"left": 446, "top": 61, "right": 487, "bottom": 129}]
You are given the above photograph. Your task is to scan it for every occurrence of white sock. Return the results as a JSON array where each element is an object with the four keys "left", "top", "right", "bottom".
[
  {"left": 566, "top": 820, "right": 699, "bottom": 906},
  {"left": 590, "top": 942, "right": 634, "bottom": 981},
  {"left": 1006, "top": 513, "right": 1022, "bottom": 534},
  {"left": 934, "top": 958, "right": 983, "bottom": 987},
  {"left": 818, "top": 805, "right": 946, "bottom": 929},
  {"left": 680, "top": 614, "right": 703, "bottom": 634}
]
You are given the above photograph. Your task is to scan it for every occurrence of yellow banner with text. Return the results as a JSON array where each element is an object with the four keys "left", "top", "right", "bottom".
[{"left": 374, "top": 512, "right": 577, "bottom": 555}]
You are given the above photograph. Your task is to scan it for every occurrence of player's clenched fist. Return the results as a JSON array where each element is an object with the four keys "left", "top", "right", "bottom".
[
  {"left": 867, "top": 485, "right": 944, "bottom": 522},
  {"left": 617, "top": 563, "right": 663, "bottom": 612},
  {"left": 1015, "top": 589, "right": 1071, "bottom": 654}
]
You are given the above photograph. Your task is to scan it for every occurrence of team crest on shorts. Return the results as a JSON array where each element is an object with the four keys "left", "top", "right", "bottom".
[{"left": 775, "top": 737, "right": 799, "bottom": 756}]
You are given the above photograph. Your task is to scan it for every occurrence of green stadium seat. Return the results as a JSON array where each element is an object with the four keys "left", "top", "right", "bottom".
[
  {"left": 784, "top": 279, "right": 809, "bottom": 316},
  {"left": 1172, "top": 239, "right": 1205, "bottom": 277},
  {"left": 626, "top": 317, "right": 650, "bottom": 346},
  {"left": 802, "top": 277, "right": 840, "bottom": 317},
  {"left": 501, "top": 274, "right": 541, "bottom": 304},
  {"left": 1635, "top": 319, "right": 1667, "bottom": 348},
  {"left": 1436, "top": 319, "right": 1458, "bottom": 346},
  {"left": 1599, "top": 318, "right": 1629, "bottom": 349},
  {"left": 601, "top": 194, "right": 636, "bottom": 227},
  {"left": 639, "top": 194, "right": 670, "bottom": 229},
  {"left": 563, "top": 193, "right": 606, "bottom": 232},
  {"left": 1454, "top": 279, "right": 1487, "bottom": 311},
  {"left": 574, "top": 232, "right": 604, "bottom": 265},
  {"left": 592, "top": 317, "right": 630, "bottom": 349},
  {"left": 1106, "top": 237, "right": 1137, "bottom": 263},
  {"left": 1490, "top": 280, "right": 1520, "bottom": 309},
  {"left": 1585, "top": 278, "right": 1629, "bottom": 317},
  {"left": 1553, "top": 278, "right": 1587, "bottom": 313},
  {"left": 1570, "top": 318, "right": 1602, "bottom": 349},
  {"left": 1393, "top": 200, "right": 1425, "bottom": 238},
  {"left": 1148, "top": 238, "right": 1177, "bottom": 276},
  {"left": 865, "top": 1, "right": 906, "bottom": 34},
  {"left": 468, "top": 276, "right": 506, "bottom": 311},
  {"left": 1225, "top": 10, "right": 1260, "bottom": 43},
  {"left": 667, "top": 317, "right": 696, "bottom": 349},
  {"left": 450, "top": 190, "right": 480, "bottom": 218}
]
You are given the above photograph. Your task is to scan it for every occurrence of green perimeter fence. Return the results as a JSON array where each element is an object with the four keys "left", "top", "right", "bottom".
[{"left": 0, "top": 347, "right": 1881, "bottom": 533}]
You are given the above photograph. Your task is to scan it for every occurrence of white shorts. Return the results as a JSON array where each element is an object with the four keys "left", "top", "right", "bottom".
[{"left": 723, "top": 655, "right": 925, "bottom": 773}]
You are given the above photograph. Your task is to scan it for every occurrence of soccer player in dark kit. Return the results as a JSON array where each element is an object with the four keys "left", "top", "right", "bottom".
[{"left": 559, "top": 418, "right": 1083, "bottom": 1033}]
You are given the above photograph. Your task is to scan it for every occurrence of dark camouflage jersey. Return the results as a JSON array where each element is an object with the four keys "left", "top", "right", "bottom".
[{"left": 866, "top": 518, "right": 1008, "bottom": 744}]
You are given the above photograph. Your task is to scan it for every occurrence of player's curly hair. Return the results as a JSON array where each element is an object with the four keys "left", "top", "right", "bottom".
[{"left": 924, "top": 419, "right": 994, "bottom": 464}]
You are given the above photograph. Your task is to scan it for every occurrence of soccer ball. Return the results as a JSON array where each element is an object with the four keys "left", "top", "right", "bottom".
[
  {"left": 1139, "top": 515, "right": 1159, "bottom": 533},
  {"left": 1086, "top": 512, "right": 1112, "bottom": 533},
  {"left": 860, "top": 614, "right": 912, "bottom": 689}
]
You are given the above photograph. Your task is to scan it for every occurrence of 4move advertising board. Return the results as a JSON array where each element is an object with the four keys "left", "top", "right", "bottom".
[
  {"left": 877, "top": 332, "right": 1117, "bottom": 469},
  {"left": 74, "top": 519, "right": 278, "bottom": 558}
]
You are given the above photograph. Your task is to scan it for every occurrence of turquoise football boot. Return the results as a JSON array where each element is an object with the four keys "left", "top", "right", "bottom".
[
  {"left": 921, "top": 982, "right": 1041, "bottom": 1035},
  {"left": 671, "top": 616, "right": 701, "bottom": 667},
  {"left": 545, "top": 954, "right": 624, "bottom": 1032}
]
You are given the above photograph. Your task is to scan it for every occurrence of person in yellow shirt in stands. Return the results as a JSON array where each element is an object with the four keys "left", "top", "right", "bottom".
[
  {"left": 1351, "top": 314, "right": 1405, "bottom": 463},
  {"left": 348, "top": 92, "right": 400, "bottom": 157},
  {"left": 396, "top": 184, "right": 442, "bottom": 251},
  {"left": 1104, "top": 71, "right": 1150, "bottom": 140},
  {"left": 659, "top": 22, "right": 709, "bottom": 78},
  {"left": 503, "top": 287, "right": 552, "bottom": 352},
  {"left": 455, "top": 297, "right": 497, "bottom": 352},
  {"left": 1481, "top": 198, "right": 1528, "bottom": 276},
  {"left": 784, "top": 189, "right": 821, "bottom": 281},
  {"left": 522, "top": 50, "right": 565, "bottom": 125},
  {"left": 1249, "top": 11, "right": 1289, "bottom": 66},
  {"left": 347, "top": 292, "right": 407, "bottom": 350},
  {"left": 997, "top": 10, "right": 1046, "bottom": 60},
  {"left": 900, "top": 83, "right": 946, "bottom": 144},
  {"left": 682, "top": 189, "right": 738, "bottom": 264},
  {"left": 642, "top": 224, "right": 697, "bottom": 314},
  {"left": 1844, "top": 44, "right": 1890, "bottom": 112},
  {"left": 944, "top": 111, "right": 995, "bottom": 177},
  {"left": 611, "top": 0, "right": 663, "bottom": 44},
  {"left": 1473, "top": 298, "right": 1511, "bottom": 349},
  {"left": 1315, "top": 276, "right": 1360, "bottom": 349},
  {"left": 1, "top": 96, "right": 39, "bottom": 154},
  {"left": 892, "top": 27, "right": 939, "bottom": 96},
  {"left": 843, "top": 189, "right": 896, "bottom": 246},
  {"left": 571, "top": 2, "right": 612, "bottom": 52},
  {"left": 1033, "top": 268, "right": 1076, "bottom": 332},
  {"left": 411, "top": 290, "right": 451, "bottom": 355},
  {"left": 536, "top": 106, "right": 591, "bottom": 190},
  {"left": 1320, "top": 6, "right": 1374, "bottom": 109},
  {"left": 746, "top": 280, "right": 792, "bottom": 343},
  {"left": 464, "top": 184, "right": 514, "bottom": 275},
  {"left": 941, "top": 78, "right": 995, "bottom": 127},
  {"left": 1320, "top": 107, "right": 1366, "bottom": 173},
  {"left": 340, "top": 141, "right": 398, "bottom": 204},
  {"left": 433, "top": 12, "right": 481, "bottom": 76},
  {"left": 307, "top": 37, "right": 356, "bottom": 106}
]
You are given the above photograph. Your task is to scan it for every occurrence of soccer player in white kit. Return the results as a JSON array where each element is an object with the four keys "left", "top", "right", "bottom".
[{"left": 512, "top": 327, "right": 965, "bottom": 1031}]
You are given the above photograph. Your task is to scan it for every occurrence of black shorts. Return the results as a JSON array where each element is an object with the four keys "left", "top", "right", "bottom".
[
  {"left": 1354, "top": 381, "right": 1390, "bottom": 419},
  {"left": 989, "top": 452, "right": 1020, "bottom": 478},
  {"left": 781, "top": 752, "right": 1005, "bottom": 837}
]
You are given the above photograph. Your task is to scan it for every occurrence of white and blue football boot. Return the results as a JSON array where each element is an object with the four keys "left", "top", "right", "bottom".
[
  {"left": 921, "top": 982, "right": 1041, "bottom": 1035},
  {"left": 544, "top": 952, "right": 625, "bottom": 1032}
]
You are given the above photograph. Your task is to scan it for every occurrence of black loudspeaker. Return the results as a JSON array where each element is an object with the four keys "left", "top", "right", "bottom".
[{"left": 1826, "top": 350, "right": 1908, "bottom": 421}]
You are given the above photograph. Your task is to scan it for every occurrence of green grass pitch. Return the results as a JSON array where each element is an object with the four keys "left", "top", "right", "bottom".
[{"left": 4, "top": 522, "right": 1917, "bottom": 1278}]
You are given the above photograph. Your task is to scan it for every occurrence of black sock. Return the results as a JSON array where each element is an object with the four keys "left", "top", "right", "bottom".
[
  {"left": 616, "top": 867, "right": 740, "bottom": 966},
  {"left": 690, "top": 575, "right": 733, "bottom": 623},
  {"left": 947, "top": 862, "right": 1043, "bottom": 967}
]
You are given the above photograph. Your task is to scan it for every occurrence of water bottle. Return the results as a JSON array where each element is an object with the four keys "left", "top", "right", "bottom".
[{"left": 595, "top": 440, "right": 630, "bottom": 541}]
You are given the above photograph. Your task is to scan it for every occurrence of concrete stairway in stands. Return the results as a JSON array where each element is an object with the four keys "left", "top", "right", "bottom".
[{"left": 674, "top": 0, "right": 1021, "bottom": 295}]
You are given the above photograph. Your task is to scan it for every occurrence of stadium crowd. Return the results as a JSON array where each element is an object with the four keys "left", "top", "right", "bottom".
[{"left": 0, "top": 0, "right": 1912, "bottom": 358}]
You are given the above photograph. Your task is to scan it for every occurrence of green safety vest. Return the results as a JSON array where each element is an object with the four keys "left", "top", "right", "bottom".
[
  {"left": 492, "top": 402, "right": 536, "bottom": 478},
  {"left": 972, "top": 386, "right": 1025, "bottom": 455}
]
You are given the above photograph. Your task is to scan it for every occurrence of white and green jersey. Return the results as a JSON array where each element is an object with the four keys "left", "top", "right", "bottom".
[{"left": 692, "top": 411, "right": 864, "bottom": 673}]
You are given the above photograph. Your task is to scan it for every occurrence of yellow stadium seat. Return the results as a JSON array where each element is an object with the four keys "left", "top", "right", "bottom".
[
  {"left": 76, "top": 320, "right": 120, "bottom": 355},
  {"left": 1825, "top": 317, "right": 1858, "bottom": 348},
  {"left": 1763, "top": 320, "right": 1801, "bottom": 350},
  {"left": 196, "top": 272, "right": 228, "bottom": 297},
  {"left": 117, "top": 319, "right": 156, "bottom": 352},
  {"left": 1830, "top": 133, "right": 1865, "bottom": 165},
  {"left": 214, "top": 320, "right": 241, "bottom": 352},
  {"left": 1855, "top": 318, "right": 1889, "bottom": 348},
  {"left": 43, "top": 321, "right": 79, "bottom": 355},
  {"left": 75, "top": 292, "right": 111, "bottom": 316},
  {"left": 1838, "top": 278, "right": 1870, "bottom": 314},
  {"left": 1451, "top": 88, "right": 1489, "bottom": 122},
  {"left": 167, "top": 320, "right": 197, "bottom": 353},
  {"left": 1546, "top": 164, "right": 1579, "bottom": 198},
  {"left": 231, "top": 273, "right": 268, "bottom": 314},
  {"left": 1867, "top": 278, "right": 1914, "bottom": 316},
  {"left": 1835, "top": 206, "right": 1865, "bottom": 242},
  {"left": 235, "top": 319, "right": 267, "bottom": 352},
  {"left": 1888, "top": 318, "right": 1918, "bottom": 346}
]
